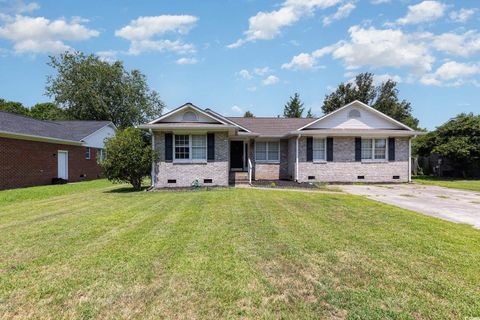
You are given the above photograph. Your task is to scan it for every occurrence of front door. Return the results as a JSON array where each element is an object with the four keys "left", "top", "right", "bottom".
[
  {"left": 57, "top": 151, "right": 68, "bottom": 180},
  {"left": 230, "top": 141, "right": 244, "bottom": 170}
]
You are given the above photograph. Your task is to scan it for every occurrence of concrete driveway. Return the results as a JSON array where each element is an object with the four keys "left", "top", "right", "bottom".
[{"left": 340, "top": 184, "right": 480, "bottom": 229}]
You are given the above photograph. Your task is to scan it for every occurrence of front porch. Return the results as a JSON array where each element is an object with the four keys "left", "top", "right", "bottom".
[{"left": 228, "top": 139, "right": 252, "bottom": 185}]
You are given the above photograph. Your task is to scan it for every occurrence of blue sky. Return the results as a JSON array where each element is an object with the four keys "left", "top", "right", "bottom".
[{"left": 0, "top": 0, "right": 479, "bottom": 129}]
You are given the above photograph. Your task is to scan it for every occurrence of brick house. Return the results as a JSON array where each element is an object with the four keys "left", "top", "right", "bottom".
[
  {"left": 0, "top": 111, "right": 116, "bottom": 190},
  {"left": 138, "top": 101, "right": 422, "bottom": 188}
]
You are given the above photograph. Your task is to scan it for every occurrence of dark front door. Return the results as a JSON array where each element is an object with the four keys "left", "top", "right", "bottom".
[{"left": 230, "top": 141, "right": 244, "bottom": 170}]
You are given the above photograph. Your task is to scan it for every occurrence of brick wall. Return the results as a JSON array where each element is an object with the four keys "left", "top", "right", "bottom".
[
  {"left": 0, "top": 137, "right": 103, "bottom": 190},
  {"left": 153, "top": 132, "right": 229, "bottom": 187},
  {"left": 297, "top": 136, "right": 410, "bottom": 183},
  {"left": 252, "top": 139, "right": 290, "bottom": 180}
]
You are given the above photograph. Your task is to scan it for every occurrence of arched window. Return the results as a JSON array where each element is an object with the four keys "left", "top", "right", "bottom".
[
  {"left": 183, "top": 111, "right": 198, "bottom": 121},
  {"left": 348, "top": 109, "right": 361, "bottom": 118}
]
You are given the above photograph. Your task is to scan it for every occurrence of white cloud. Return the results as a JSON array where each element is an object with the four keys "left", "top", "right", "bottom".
[
  {"left": 373, "top": 73, "right": 402, "bottom": 85},
  {"left": 237, "top": 69, "right": 253, "bottom": 79},
  {"left": 97, "top": 50, "right": 117, "bottom": 62},
  {"left": 254, "top": 66, "right": 272, "bottom": 76},
  {"left": 421, "top": 61, "right": 480, "bottom": 86},
  {"left": 430, "top": 30, "right": 480, "bottom": 57},
  {"left": 127, "top": 39, "right": 195, "bottom": 56},
  {"left": 15, "top": 1, "right": 39, "bottom": 13},
  {"left": 371, "top": 0, "right": 390, "bottom": 4},
  {"left": 176, "top": 57, "right": 198, "bottom": 65},
  {"left": 281, "top": 43, "right": 338, "bottom": 71},
  {"left": 450, "top": 8, "right": 476, "bottom": 23},
  {"left": 247, "top": 86, "right": 257, "bottom": 92},
  {"left": 332, "top": 26, "right": 435, "bottom": 73},
  {"left": 0, "top": 15, "right": 99, "bottom": 54},
  {"left": 228, "top": 0, "right": 341, "bottom": 48},
  {"left": 115, "top": 15, "right": 198, "bottom": 55},
  {"left": 282, "top": 52, "right": 317, "bottom": 70},
  {"left": 262, "top": 75, "right": 279, "bottom": 85},
  {"left": 322, "top": 1, "right": 356, "bottom": 26},
  {"left": 396, "top": 1, "right": 446, "bottom": 25},
  {"left": 231, "top": 105, "right": 243, "bottom": 114}
]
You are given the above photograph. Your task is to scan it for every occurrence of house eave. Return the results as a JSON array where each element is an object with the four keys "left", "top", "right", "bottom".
[
  {"left": 0, "top": 131, "right": 83, "bottom": 145},
  {"left": 289, "top": 129, "right": 424, "bottom": 137}
]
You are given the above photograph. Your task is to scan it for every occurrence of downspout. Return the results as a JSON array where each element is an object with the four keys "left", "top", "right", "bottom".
[
  {"left": 149, "top": 129, "right": 155, "bottom": 189},
  {"left": 295, "top": 134, "right": 301, "bottom": 182},
  {"left": 408, "top": 136, "right": 413, "bottom": 183}
]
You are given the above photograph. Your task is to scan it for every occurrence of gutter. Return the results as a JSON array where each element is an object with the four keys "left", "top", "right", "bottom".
[{"left": 0, "top": 131, "right": 83, "bottom": 146}]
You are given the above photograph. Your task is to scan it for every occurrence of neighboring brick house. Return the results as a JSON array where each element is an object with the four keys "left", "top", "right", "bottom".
[
  {"left": 138, "top": 101, "right": 421, "bottom": 188},
  {"left": 0, "top": 111, "right": 116, "bottom": 190}
]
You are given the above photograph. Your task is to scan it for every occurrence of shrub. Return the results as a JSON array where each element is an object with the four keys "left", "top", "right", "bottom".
[{"left": 100, "top": 128, "right": 156, "bottom": 190}]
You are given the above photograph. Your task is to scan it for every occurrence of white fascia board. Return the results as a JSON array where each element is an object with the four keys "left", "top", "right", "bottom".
[
  {"left": 147, "top": 103, "right": 228, "bottom": 125},
  {"left": 0, "top": 131, "right": 83, "bottom": 145},
  {"left": 297, "top": 100, "right": 415, "bottom": 131}
]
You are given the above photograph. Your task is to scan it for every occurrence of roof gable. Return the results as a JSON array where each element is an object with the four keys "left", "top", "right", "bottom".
[
  {"left": 299, "top": 101, "right": 414, "bottom": 131},
  {"left": 149, "top": 103, "right": 227, "bottom": 125}
]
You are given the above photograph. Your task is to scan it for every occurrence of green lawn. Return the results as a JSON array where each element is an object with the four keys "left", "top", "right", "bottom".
[
  {"left": 413, "top": 176, "right": 480, "bottom": 192},
  {"left": 1, "top": 181, "right": 479, "bottom": 319}
]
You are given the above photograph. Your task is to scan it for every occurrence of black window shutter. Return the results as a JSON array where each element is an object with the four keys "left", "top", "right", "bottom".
[
  {"left": 165, "top": 133, "right": 173, "bottom": 161},
  {"left": 207, "top": 133, "right": 215, "bottom": 161},
  {"left": 388, "top": 137, "right": 395, "bottom": 161},
  {"left": 326, "top": 137, "right": 333, "bottom": 162},
  {"left": 306, "top": 137, "right": 313, "bottom": 162},
  {"left": 355, "top": 137, "right": 361, "bottom": 162}
]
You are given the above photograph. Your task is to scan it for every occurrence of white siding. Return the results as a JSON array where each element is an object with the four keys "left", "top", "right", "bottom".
[
  {"left": 309, "top": 104, "right": 401, "bottom": 130},
  {"left": 160, "top": 107, "right": 219, "bottom": 123},
  {"left": 82, "top": 125, "right": 116, "bottom": 148}
]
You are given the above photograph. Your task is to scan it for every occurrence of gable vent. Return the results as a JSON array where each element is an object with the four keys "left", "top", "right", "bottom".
[
  {"left": 348, "top": 109, "right": 361, "bottom": 119},
  {"left": 183, "top": 111, "right": 198, "bottom": 121}
]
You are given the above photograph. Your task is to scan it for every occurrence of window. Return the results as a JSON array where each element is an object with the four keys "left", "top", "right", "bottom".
[
  {"left": 182, "top": 111, "right": 198, "bottom": 121},
  {"left": 192, "top": 135, "right": 207, "bottom": 160},
  {"left": 313, "top": 138, "right": 326, "bottom": 161},
  {"left": 361, "top": 138, "right": 387, "bottom": 160},
  {"left": 85, "top": 147, "right": 91, "bottom": 160},
  {"left": 174, "top": 134, "right": 207, "bottom": 161},
  {"left": 97, "top": 149, "right": 106, "bottom": 161},
  {"left": 255, "top": 141, "right": 279, "bottom": 162},
  {"left": 348, "top": 109, "right": 361, "bottom": 118}
]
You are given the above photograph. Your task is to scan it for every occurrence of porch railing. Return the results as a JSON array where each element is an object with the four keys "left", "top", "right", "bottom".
[{"left": 248, "top": 158, "right": 252, "bottom": 185}]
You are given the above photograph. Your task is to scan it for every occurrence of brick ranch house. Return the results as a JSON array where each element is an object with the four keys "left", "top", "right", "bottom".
[
  {"left": 0, "top": 111, "right": 116, "bottom": 190},
  {"left": 138, "top": 101, "right": 422, "bottom": 188}
]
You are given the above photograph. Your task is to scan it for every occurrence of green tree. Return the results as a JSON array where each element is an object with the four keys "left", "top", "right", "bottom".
[
  {"left": 283, "top": 93, "right": 304, "bottom": 118},
  {"left": 0, "top": 99, "right": 30, "bottom": 116},
  {"left": 46, "top": 51, "right": 165, "bottom": 128},
  {"left": 306, "top": 108, "right": 315, "bottom": 118},
  {"left": 100, "top": 128, "right": 156, "bottom": 190},
  {"left": 243, "top": 111, "right": 254, "bottom": 118},
  {"left": 322, "top": 73, "right": 419, "bottom": 129},
  {"left": 30, "top": 102, "right": 68, "bottom": 120},
  {"left": 414, "top": 113, "right": 480, "bottom": 177}
]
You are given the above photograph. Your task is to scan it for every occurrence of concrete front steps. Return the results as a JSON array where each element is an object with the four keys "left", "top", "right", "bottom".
[{"left": 229, "top": 171, "right": 250, "bottom": 186}]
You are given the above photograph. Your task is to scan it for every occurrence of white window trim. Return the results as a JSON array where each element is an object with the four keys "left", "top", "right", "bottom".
[
  {"left": 173, "top": 134, "right": 207, "bottom": 163},
  {"left": 255, "top": 140, "right": 280, "bottom": 163},
  {"left": 313, "top": 138, "right": 327, "bottom": 163},
  {"left": 361, "top": 138, "right": 388, "bottom": 162},
  {"left": 85, "top": 147, "right": 91, "bottom": 160}
]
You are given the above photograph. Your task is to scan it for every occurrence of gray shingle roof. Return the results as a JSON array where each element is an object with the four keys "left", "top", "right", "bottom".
[
  {"left": 0, "top": 111, "right": 112, "bottom": 142},
  {"left": 227, "top": 117, "right": 316, "bottom": 136}
]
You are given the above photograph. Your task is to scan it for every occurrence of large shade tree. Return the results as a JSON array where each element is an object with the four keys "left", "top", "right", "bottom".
[
  {"left": 322, "top": 73, "right": 419, "bottom": 129},
  {"left": 46, "top": 51, "right": 165, "bottom": 128},
  {"left": 414, "top": 113, "right": 480, "bottom": 177}
]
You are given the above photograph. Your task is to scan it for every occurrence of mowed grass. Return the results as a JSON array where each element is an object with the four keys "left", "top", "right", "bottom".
[
  {"left": 413, "top": 176, "right": 480, "bottom": 192},
  {"left": 1, "top": 181, "right": 479, "bottom": 319}
]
